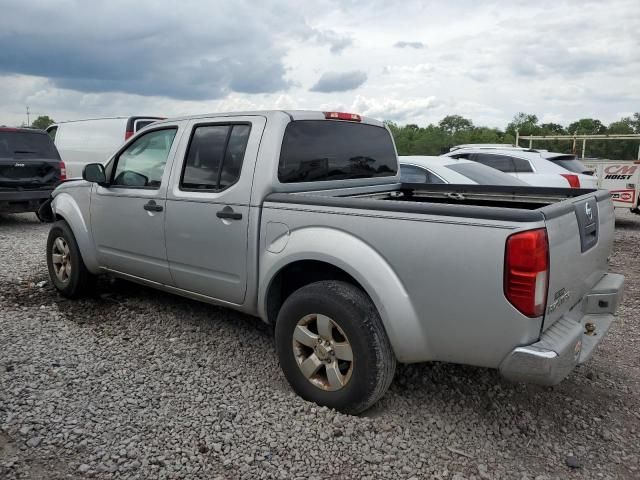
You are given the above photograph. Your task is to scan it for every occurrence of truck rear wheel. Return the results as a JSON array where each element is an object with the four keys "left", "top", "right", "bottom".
[
  {"left": 46, "top": 220, "right": 95, "bottom": 298},
  {"left": 275, "top": 280, "right": 396, "bottom": 414}
]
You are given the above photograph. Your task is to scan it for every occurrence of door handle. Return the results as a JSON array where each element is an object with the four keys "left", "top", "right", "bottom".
[
  {"left": 143, "top": 200, "right": 163, "bottom": 212},
  {"left": 217, "top": 207, "right": 242, "bottom": 220}
]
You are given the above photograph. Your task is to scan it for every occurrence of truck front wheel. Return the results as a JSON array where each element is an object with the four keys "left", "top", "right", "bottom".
[
  {"left": 275, "top": 280, "right": 396, "bottom": 414},
  {"left": 46, "top": 220, "right": 95, "bottom": 298}
]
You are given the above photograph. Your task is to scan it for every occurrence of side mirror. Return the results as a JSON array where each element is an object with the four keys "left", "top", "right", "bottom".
[{"left": 83, "top": 163, "right": 107, "bottom": 185}]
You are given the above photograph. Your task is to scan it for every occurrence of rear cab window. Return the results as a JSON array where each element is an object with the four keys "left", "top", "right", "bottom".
[{"left": 278, "top": 121, "right": 397, "bottom": 183}]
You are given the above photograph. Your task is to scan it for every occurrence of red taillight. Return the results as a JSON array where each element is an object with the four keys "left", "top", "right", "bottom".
[
  {"left": 124, "top": 130, "right": 134, "bottom": 140},
  {"left": 58, "top": 161, "right": 67, "bottom": 181},
  {"left": 323, "top": 112, "right": 361, "bottom": 122},
  {"left": 504, "top": 228, "right": 549, "bottom": 317},
  {"left": 560, "top": 173, "right": 580, "bottom": 188}
]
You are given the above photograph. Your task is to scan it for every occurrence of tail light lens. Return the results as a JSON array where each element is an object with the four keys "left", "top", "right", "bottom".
[
  {"left": 504, "top": 228, "right": 549, "bottom": 317},
  {"left": 58, "top": 161, "right": 67, "bottom": 181},
  {"left": 124, "top": 130, "right": 134, "bottom": 140},
  {"left": 560, "top": 173, "right": 580, "bottom": 188}
]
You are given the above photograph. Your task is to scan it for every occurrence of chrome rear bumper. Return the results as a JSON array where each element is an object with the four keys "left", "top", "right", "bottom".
[{"left": 499, "top": 273, "right": 624, "bottom": 385}]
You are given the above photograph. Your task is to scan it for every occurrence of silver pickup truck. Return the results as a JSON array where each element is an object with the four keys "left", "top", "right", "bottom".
[{"left": 41, "top": 110, "right": 624, "bottom": 414}]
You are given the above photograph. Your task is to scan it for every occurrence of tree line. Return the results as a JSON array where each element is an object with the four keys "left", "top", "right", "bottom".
[{"left": 386, "top": 112, "right": 640, "bottom": 160}]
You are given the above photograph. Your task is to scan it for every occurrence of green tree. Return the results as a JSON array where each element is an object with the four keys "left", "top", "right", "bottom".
[
  {"left": 540, "top": 123, "right": 566, "bottom": 134},
  {"left": 567, "top": 118, "right": 606, "bottom": 135},
  {"left": 31, "top": 115, "right": 55, "bottom": 130},
  {"left": 605, "top": 117, "right": 638, "bottom": 159},
  {"left": 438, "top": 115, "right": 473, "bottom": 135},
  {"left": 506, "top": 112, "right": 539, "bottom": 137}
]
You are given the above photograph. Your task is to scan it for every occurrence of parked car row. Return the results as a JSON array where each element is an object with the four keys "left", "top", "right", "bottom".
[{"left": 35, "top": 110, "right": 624, "bottom": 414}]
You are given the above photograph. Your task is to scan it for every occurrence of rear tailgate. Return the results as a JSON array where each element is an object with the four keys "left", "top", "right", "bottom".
[
  {"left": 0, "top": 158, "right": 61, "bottom": 187},
  {"left": 0, "top": 130, "right": 62, "bottom": 188},
  {"left": 540, "top": 190, "right": 614, "bottom": 330}
]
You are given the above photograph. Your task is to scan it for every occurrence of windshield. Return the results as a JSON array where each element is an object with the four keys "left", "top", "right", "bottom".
[
  {"left": 278, "top": 121, "right": 397, "bottom": 183},
  {"left": 546, "top": 155, "right": 590, "bottom": 174},
  {"left": 446, "top": 162, "right": 527, "bottom": 186},
  {"left": 0, "top": 131, "right": 60, "bottom": 159}
]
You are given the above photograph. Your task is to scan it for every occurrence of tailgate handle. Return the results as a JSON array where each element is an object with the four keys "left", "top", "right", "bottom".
[{"left": 584, "top": 222, "right": 597, "bottom": 239}]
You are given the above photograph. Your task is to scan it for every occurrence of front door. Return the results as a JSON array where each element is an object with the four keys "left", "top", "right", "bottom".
[
  {"left": 91, "top": 126, "right": 181, "bottom": 285},
  {"left": 165, "top": 116, "right": 265, "bottom": 304}
]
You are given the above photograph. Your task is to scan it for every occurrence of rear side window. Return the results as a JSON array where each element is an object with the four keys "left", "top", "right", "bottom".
[
  {"left": 181, "top": 124, "right": 251, "bottom": 191},
  {"left": 472, "top": 153, "right": 515, "bottom": 173},
  {"left": 446, "top": 163, "right": 526, "bottom": 186},
  {"left": 547, "top": 156, "right": 590, "bottom": 174},
  {"left": 400, "top": 165, "right": 445, "bottom": 184},
  {"left": 0, "top": 131, "right": 60, "bottom": 160},
  {"left": 46, "top": 126, "right": 58, "bottom": 141},
  {"left": 135, "top": 120, "right": 156, "bottom": 132},
  {"left": 278, "top": 121, "right": 397, "bottom": 183},
  {"left": 512, "top": 157, "right": 534, "bottom": 173}
]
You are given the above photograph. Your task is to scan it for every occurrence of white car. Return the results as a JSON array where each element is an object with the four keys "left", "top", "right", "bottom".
[
  {"left": 442, "top": 146, "right": 598, "bottom": 189},
  {"left": 46, "top": 116, "right": 163, "bottom": 178},
  {"left": 400, "top": 156, "right": 528, "bottom": 186}
]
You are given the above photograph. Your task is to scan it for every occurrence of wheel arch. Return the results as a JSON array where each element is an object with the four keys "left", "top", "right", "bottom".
[
  {"left": 51, "top": 192, "right": 100, "bottom": 273},
  {"left": 258, "top": 226, "right": 430, "bottom": 363}
]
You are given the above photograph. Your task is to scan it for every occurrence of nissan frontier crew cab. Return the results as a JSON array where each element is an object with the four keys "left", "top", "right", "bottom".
[{"left": 41, "top": 110, "right": 624, "bottom": 414}]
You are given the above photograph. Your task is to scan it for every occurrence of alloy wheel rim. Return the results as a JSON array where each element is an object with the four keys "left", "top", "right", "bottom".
[
  {"left": 292, "top": 314, "right": 354, "bottom": 391},
  {"left": 51, "top": 237, "right": 71, "bottom": 284}
]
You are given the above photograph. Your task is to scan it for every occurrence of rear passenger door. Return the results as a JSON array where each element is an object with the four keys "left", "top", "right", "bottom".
[{"left": 165, "top": 116, "right": 266, "bottom": 304}]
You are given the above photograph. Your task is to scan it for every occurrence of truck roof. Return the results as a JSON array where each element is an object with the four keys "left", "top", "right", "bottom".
[{"left": 149, "top": 110, "right": 385, "bottom": 128}]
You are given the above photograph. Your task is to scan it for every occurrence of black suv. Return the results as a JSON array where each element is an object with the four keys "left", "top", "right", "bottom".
[{"left": 0, "top": 127, "right": 65, "bottom": 217}]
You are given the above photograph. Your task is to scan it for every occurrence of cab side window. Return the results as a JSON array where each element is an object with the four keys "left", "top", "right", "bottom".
[
  {"left": 112, "top": 128, "right": 177, "bottom": 188},
  {"left": 180, "top": 124, "right": 251, "bottom": 191}
]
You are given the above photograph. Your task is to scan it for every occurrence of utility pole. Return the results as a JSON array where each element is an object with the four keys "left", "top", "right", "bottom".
[{"left": 26, "top": 106, "right": 30, "bottom": 127}]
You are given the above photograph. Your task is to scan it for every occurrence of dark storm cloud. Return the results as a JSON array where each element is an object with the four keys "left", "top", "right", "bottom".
[
  {"left": 310, "top": 70, "right": 367, "bottom": 92},
  {"left": 0, "top": 1, "right": 302, "bottom": 100}
]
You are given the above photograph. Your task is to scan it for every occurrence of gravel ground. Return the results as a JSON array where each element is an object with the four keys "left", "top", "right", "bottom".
[{"left": 0, "top": 211, "right": 639, "bottom": 480}]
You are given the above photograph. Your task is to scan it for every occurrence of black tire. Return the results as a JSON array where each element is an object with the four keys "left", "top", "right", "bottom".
[
  {"left": 46, "top": 220, "right": 95, "bottom": 298},
  {"left": 275, "top": 280, "right": 396, "bottom": 414}
]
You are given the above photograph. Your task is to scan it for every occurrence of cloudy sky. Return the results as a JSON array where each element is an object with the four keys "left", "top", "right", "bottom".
[{"left": 1, "top": 0, "right": 638, "bottom": 128}]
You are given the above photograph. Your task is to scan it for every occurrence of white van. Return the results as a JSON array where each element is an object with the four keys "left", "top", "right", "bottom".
[
  {"left": 46, "top": 116, "right": 163, "bottom": 178},
  {"left": 583, "top": 159, "right": 640, "bottom": 213}
]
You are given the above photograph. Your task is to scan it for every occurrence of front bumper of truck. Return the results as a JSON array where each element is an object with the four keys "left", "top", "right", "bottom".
[{"left": 499, "top": 273, "right": 624, "bottom": 385}]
